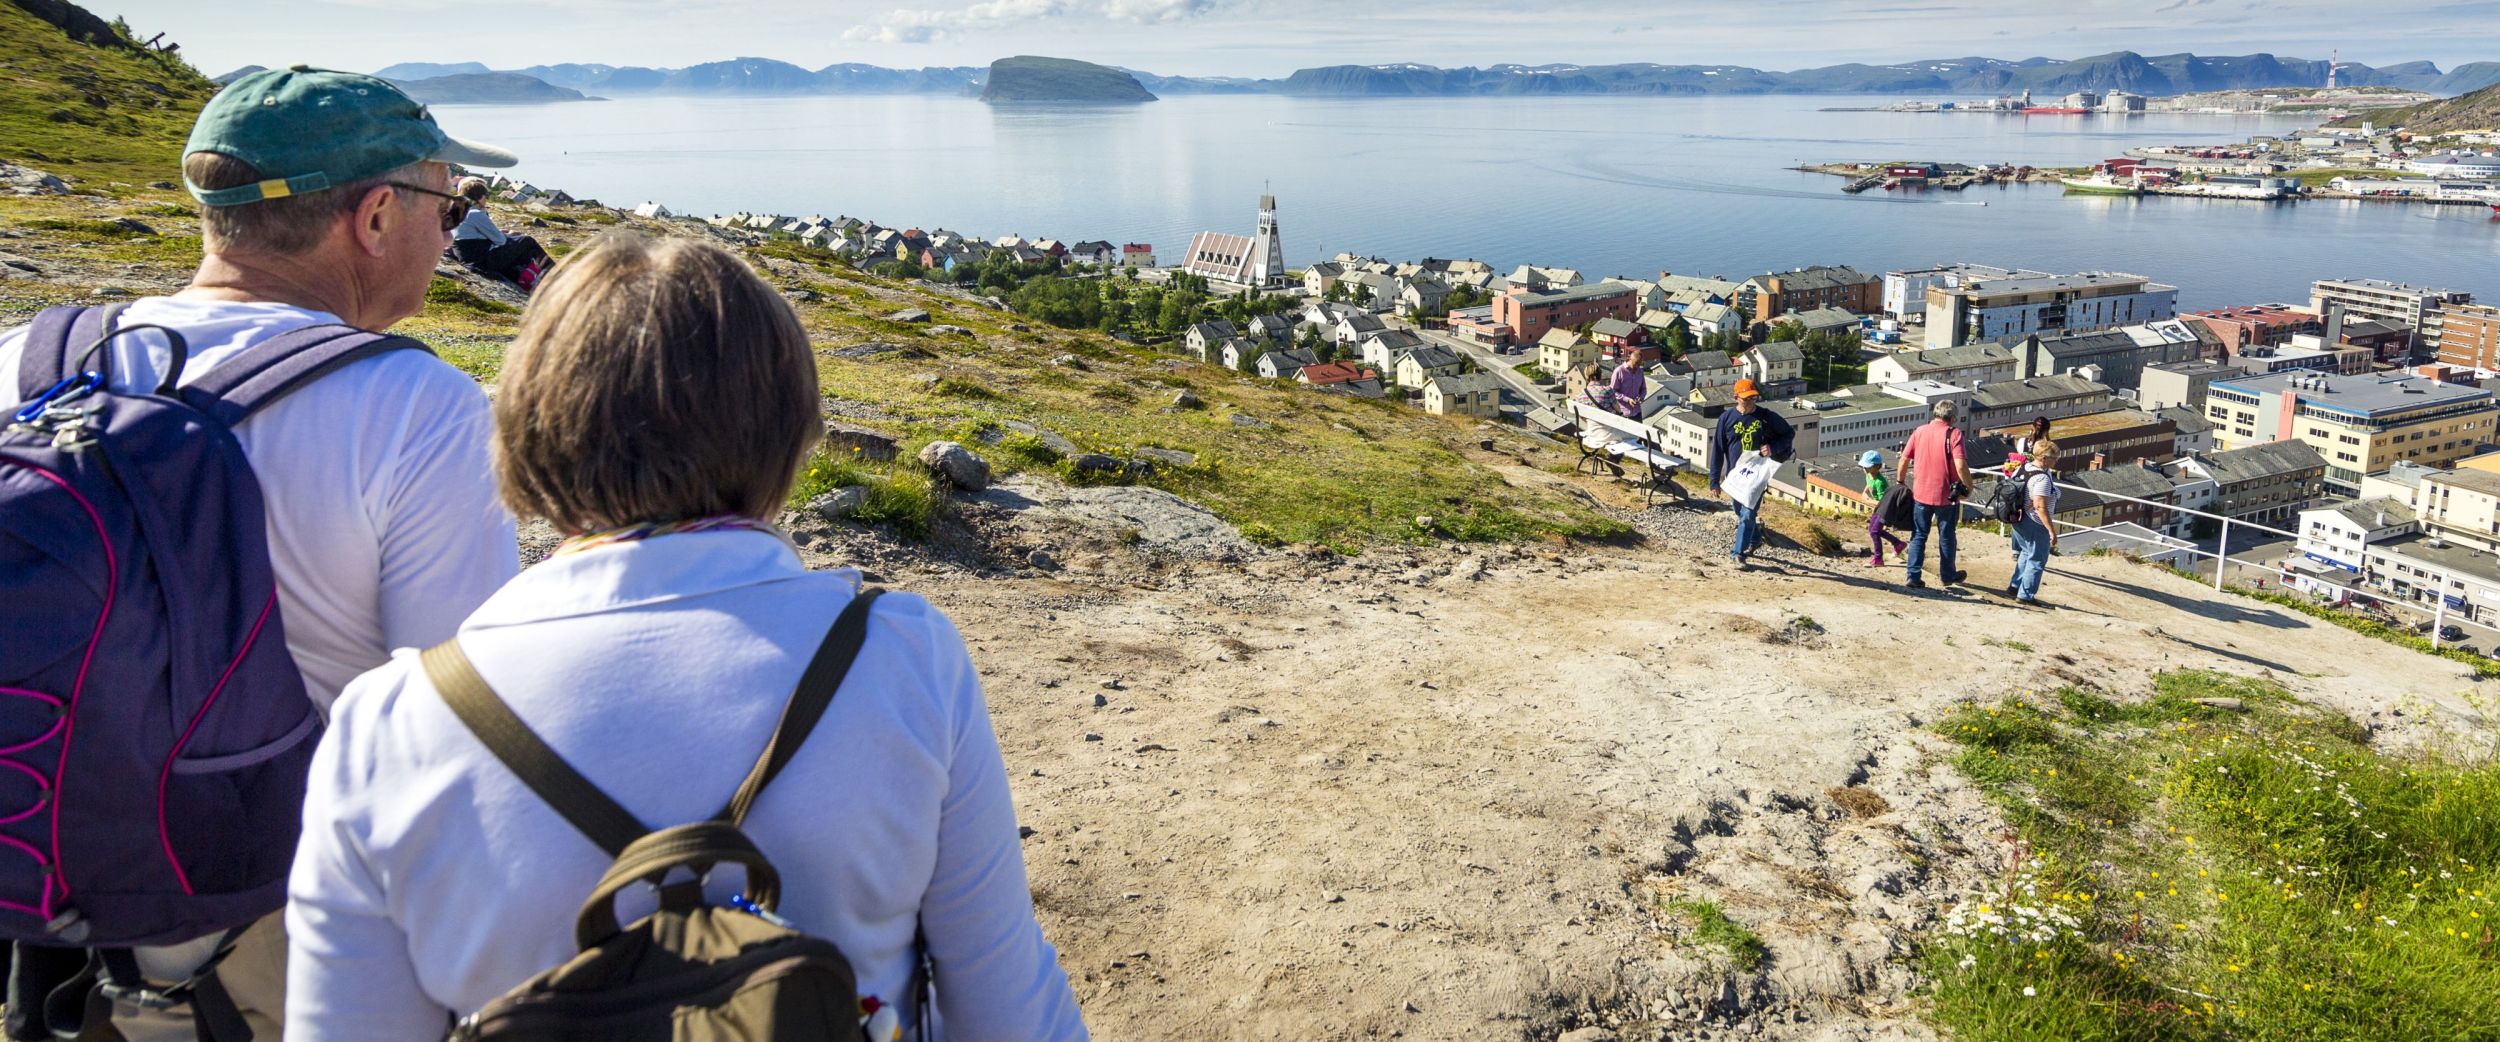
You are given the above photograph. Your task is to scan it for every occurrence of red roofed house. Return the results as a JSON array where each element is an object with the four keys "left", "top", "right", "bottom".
[
  {"left": 1122, "top": 243, "right": 1155, "bottom": 268},
  {"left": 2182, "top": 303, "right": 2320, "bottom": 354},
  {"left": 1295, "top": 361, "right": 1384, "bottom": 397}
]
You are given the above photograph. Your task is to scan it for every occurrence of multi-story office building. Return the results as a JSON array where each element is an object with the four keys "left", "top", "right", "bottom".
[
  {"left": 2204, "top": 370, "right": 2500, "bottom": 495},
  {"left": 1924, "top": 270, "right": 2178, "bottom": 349}
]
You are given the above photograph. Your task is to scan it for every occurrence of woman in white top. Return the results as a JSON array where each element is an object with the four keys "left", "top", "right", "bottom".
[
  {"left": 284, "top": 234, "right": 1088, "bottom": 1041},
  {"left": 448, "top": 176, "right": 551, "bottom": 289},
  {"left": 2007, "top": 438, "right": 2061, "bottom": 605}
]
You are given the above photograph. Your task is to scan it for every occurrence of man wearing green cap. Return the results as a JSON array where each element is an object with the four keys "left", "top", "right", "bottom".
[{"left": 0, "top": 67, "right": 524, "bottom": 1040}]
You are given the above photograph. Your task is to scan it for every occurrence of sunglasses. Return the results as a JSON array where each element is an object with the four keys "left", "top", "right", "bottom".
[{"left": 387, "top": 182, "right": 472, "bottom": 232}]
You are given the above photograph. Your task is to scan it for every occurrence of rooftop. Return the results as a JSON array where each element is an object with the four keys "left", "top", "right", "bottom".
[
  {"left": 2192, "top": 441, "right": 2329, "bottom": 484},
  {"left": 1752, "top": 265, "right": 1874, "bottom": 291},
  {"left": 2209, "top": 371, "right": 2493, "bottom": 416},
  {"left": 1971, "top": 374, "right": 2111, "bottom": 410},
  {"left": 1884, "top": 343, "right": 2015, "bottom": 374},
  {"left": 2425, "top": 468, "right": 2500, "bottom": 498},
  {"left": 2372, "top": 533, "right": 2500, "bottom": 582},
  {"left": 2311, "top": 496, "right": 2417, "bottom": 530},
  {"left": 1936, "top": 270, "right": 2174, "bottom": 300},
  {"left": 1990, "top": 407, "right": 2170, "bottom": 439},
  {"left": 1510, "top": 281, "right": 1632, "bottom": 306},
  {"left": 2068, "top": 463, "right": 2178, "bottom": 503}
]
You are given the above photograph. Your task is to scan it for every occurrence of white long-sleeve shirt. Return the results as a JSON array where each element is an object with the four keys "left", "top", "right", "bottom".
[
  {"left": 450, "top": 205, "right": 507, "bottom": 246},
  {"left": 0, "top": 297, "right": 520, "bottom": 708},
  {"left": 285, "top": 530, "right": 1087, "bottom": 1041}
]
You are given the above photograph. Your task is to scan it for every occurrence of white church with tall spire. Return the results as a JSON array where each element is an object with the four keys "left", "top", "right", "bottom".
[{"left": 1181, "top": 194, "right": 1290, "bottom": 290}]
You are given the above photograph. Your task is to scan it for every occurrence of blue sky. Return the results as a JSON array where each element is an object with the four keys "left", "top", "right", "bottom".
[{"left": 113, "top": 0, "right": 2496, "bottom": 81}]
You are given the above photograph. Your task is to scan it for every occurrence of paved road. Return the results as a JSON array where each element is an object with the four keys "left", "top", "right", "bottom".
[{"left": 1396, "top": 320, "right": 1557, "bottom": 410}]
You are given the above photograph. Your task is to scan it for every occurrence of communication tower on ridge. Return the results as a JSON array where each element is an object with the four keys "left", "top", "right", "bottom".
[{"left": 2327, "top": 49, "right": 2339, "bottom": 89}]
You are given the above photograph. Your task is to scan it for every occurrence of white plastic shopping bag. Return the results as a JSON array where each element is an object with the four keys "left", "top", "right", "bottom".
[{"left": 1721, "top": 452, "right": 1777, "bottom": 510}]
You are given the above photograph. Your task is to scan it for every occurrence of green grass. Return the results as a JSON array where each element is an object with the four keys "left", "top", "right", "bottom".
[
  {"left": 2286, "top": 168, "right": 2390, "bottom": 188},
  {"left": 423, "top": 277, "right": 520, "bottom": 317},
  {"left": 0, "top": 5, "right": 215, "bottom": 188},
  {"left": 1664, "top": 897, "right": 1768, "bottom": 969},
  {"left": 1924, "top": 670, "right": 2500, "bottom": 1042},
  {"left": 787, "top": 452, "right": 948, "bottom": 540}
]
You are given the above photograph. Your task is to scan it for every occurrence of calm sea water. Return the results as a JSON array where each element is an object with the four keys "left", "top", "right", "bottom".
[{"left": 439, "top": 94, "right": 2500, "bottom": 307}]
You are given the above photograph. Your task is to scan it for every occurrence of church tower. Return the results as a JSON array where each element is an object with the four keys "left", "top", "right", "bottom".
[{"left": 1250, "top": 194, "right": 1285, "bottom": 287}]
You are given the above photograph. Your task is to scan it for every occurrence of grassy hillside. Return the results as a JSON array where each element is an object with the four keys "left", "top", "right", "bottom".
[
  {"left": 0, "top": 1, "right": 212, "bottom": 187},
  {"left": 0, "top": 6, "right": 1619, "bottom": 551}
]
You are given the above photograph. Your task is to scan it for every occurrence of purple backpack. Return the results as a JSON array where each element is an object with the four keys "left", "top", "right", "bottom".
[{"left": 0, "top": 304, "right": 424, "bottom": 953}]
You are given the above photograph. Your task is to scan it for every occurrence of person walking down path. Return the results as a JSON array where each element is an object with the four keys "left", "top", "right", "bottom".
[
  {"left": 2008, "top": 439, "right": 2063, "bottom": 605},
  {"left": 0, "top": 66, "right": 522, "bottom": 1041},
  {"left": 1860, "top": 449, "right": 1908, "bottom": 568},
  {"left": 1895, "top": 400, "right": 1972, "bottom": 591},
  {"left": 1706, "top": 378, "right": 1795, "bottom": 571},
  {"left": 284, "top": 235, "right": 1088, "bottom": 1042}
]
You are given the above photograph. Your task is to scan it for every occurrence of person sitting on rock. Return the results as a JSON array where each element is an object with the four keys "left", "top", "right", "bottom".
[{"left": 449, "top": 176, "right": 551, "bottom": 291}]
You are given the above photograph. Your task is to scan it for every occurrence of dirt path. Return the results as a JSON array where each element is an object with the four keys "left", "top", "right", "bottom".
[{"left": 840, "top": 515, "right": 2489, "bottom": 1042}]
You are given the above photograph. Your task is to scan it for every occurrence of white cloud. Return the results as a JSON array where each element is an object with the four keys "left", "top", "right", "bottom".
[{"left": 846, "top": 0, "right": 1223, "bottom": 43}]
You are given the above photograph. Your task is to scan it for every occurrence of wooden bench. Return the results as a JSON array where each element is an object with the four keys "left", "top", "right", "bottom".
[{"left": 1566, "top": 398, "right": 1687, "bottom": 507}]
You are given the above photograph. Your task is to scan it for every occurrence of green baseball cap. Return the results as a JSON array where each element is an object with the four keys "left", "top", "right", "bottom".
[{"left": 183, "top": 65, "right": 517, "bottom": 207}]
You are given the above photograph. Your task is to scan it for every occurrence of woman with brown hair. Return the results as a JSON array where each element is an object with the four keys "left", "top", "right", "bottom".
[
  {"left": 284, "top": 234, "right": 1087, "bottom": 1040},
  {"left": 448, "top": 176, "right": 552, "bottom": 290}
]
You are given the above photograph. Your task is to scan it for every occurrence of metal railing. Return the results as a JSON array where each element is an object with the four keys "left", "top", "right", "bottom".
[{"left": 2019, "top": 472, "right": 2483, "bottom": 651}]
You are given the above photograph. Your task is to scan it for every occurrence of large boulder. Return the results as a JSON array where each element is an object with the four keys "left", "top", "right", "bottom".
[
  {"left": 823, "top": 423, "right": 897, "bottom": 462},
  {"left": 809, "top": 486, "right": 870, "bottom": 522},
  {"left": 0, "top": 163, "right": 69, "bottom": 197},
  {"left": 918, "top": 440, "right": 991, "bottom": 490}
]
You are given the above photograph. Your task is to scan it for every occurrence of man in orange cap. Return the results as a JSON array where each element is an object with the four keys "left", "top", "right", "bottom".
[{"left": 1706, "top": 378, "right": 1794, "bottom": 569}]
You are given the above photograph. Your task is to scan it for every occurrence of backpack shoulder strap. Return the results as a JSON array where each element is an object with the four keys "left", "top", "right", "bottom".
[
  {"left": 421, "top": 640, "right": 649, "bottom": 858},
  {"left": 15, "top": 305, "right": 115, "bottom": 402},
  {"left": 720, "top": 588, "right": 885, "bottom": 825},
  {"left": 179, "top": 324, "right": 433, "bottom": 427}
]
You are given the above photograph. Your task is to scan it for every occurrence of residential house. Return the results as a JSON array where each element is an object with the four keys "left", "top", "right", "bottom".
[
  {"left": 1242, "top": 314, "right": 1294, "bottom": 343},
  {"left": 1682, "top": 350, "right": 1745, "bottom": 393},
  {"left": 1742, "top": 265, "right": 1880, "bottom": 324},
  {"left": 1506, "top": 265, "right": 1584, "bottom": 289},
  {"left": 1339, "top": 271, "right": 1397, "bottom": 310},
  {"left": 2169, "top": 442, "right": 2329, "bottom": 525},
  {"left": 1121, "top": 243, "right": 1156, "bottom": 268},
  {"left": 1602, "top": 278, "right": 1667, "bottom": 312},
  {"left": 1782, "top": 306, "right": 1863, "bottom": 339},
  {"left": 1256, "top": 349, "right": 1320, "bottom": 381},
  {"left": 1968, "top": 374, "right": 2114, "bottom": 430},
  {"left": 1219, "top": 338, "right": 1262, "bottom": 371},
  {"left": 1297, "top": 361, "right": 1385, "bottom": 398},
  {"left": 1536, "top": 329, "right": 1601, "bottom": 379},
  {"left": 1743, "top": 341, "right": 1807, "bottom": 395},
  {"left": 1880, "top": 264, "right": 2047, "bottom": 322},
  {"left": 1333, "top": 312, "right": 1388, "bottom": 354},
  {"left": 2204, "top": 370, "right": 2500, "bottom": 495},
  {"left": 1398, "top": 280, "right": 1453, "bottom": 319},
  {"left": 1068, "top": 240, "right": 1118, "bottom": 267},
  {"left": 1589, "top": 317, "right": 1652, "bottom": 364},
  {"left": 1393, "top": 346, "right": 1467, "bottom": 391},
  {"left": 1186, "top": 320, "right": 1242, "bottom": 361},
  {"left": 1635, "top": 309, "right": 1688, "bottom": 340},
  {"left": 1424, "top": 373, "right": 1504, "bottom": 417},
  {"left": 1361, "top": 330, "right": 1428, "bottom": 371},
  {"left": 1684, "top": 302, "right": 1742, "bottom": 337},
  {"left": 1864, "top": 343, "right": 2018, "bottom": 387},
  {"left": 2298, "top": 498, "right": 2420, "bottom": 575},
  {"left": 1031, "top": 239, "right": 1068, "bottom": 259}
]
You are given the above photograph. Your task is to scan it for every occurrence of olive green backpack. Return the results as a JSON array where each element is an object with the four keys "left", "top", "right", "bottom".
[{"left": 421, "top": 590, "right": 925, "bottom": 1041}]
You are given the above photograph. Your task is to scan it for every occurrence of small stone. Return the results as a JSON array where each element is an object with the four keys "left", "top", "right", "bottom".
[
  {"left": 916, "top": 440, "right": 991, "bottom": 490},
  {"left": 1136, "top": 447, "right": 1197, "bottom": 469},
  {"left": 1069, "top": 452, "right": 1123, "bottom": 474},
  {"left": 1403, "top": 1000, "right": 1421, "bottom": 1014},
  {"left": 0, "top": 255, "right": 36, "bottom": 274},
  {"left": 1084, "top": 733, "right": 1103, "bottom": 742},
  {"left": 1170, "top": 388, "right": 1202, "bottom": 409},
  {"left": 1101, "top": 678, "right": 1125, "bottom": 690},
  {"left": 1092, "top": 693, "right": 1107, "bottom": 708},
  {"left": 1122, "top": 892, "right": 1142, "bottom": 900},
  {"left": 146, "top": 180, "right": 176, "bottom": 190},
  {"left": 930, "top": 324, "right": 973, "bottom": 336},
  {"left": 1008, "top": 323, "right": 1032, "bottom": 332},
  {"left": 1135, "top": 743, "right": 1171, "bottom": 752},
  {"left": 2193, "top": 697, "right": 2246, "bottom": 711},
  {"left": 1017, "top": 826, "right": 1036, "bottom": 839},
  {"left": 808, "top": 486, "right": 869, "bottom": 522},
  {"left": 886, "top": 308, "right": 931, "bottom": 323},
  {"left": 789, "top": 287, "right": 822, "bottom": 302},
  {"left": 1051, "top": 353, "right": 1086, "bottom": 369},
  {"left": 110, "top": 218, "right": 154, "bottom": 235},
  {"left": 823, "top": 423, "right": 898, "bottom": 462},
  {"left": 1325, "top": 892, "right": 1344, "bottom": 903},
  {"left": 1231, "top": 413, "right": 1271, "bottom": 429},
  {"left": 1558, "top": 1030, "right": 1619, "bottom": 1042},
  {"left": 1028, "top": 548, "right": 1059, "bottom": 571}
]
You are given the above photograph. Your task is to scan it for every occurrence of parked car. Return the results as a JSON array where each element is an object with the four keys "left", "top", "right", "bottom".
[{"left": 2440, "top": 625, "right": 2467, "bottom": 642}]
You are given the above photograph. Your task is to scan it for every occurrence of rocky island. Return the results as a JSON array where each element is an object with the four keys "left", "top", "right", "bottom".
[{"left": 978, "top": 55, "right": 1156, "bottom": 104}]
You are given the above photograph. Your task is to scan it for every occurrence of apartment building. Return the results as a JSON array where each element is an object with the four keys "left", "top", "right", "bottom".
[
  {"left": 2428, "top": 301, "right": 2500, "bottom": 371},
  {"left": 1741, "top": 265, "right": 1880, "bottom": 324},
  {"left": 2138, "top": 359, "right": 2245, "bottom": 411},
  {"left": 2006, "top": 319, "right": 2204, "bottom": 391},
  {"left": 2181, "top": 303, "right": 2320, "bottom": 353},
  {"left": 2309, "top": 278, "right": 2474, "bottom": 354},
  {"left": 1864, "top": 343, "right": 2017, "bottom": 387},
  {"left": 2167, "top": 442, "right": 2328, "bottom": 525},
  {"left": 1489, "top": 281, "right": 1637, "bottom": 347},
  {"left": 2204, "top": 370, "right": 2500, "bottom": 494},
  {"left": 1880, "top": 263, "right": 2045, "bottom": 322},
  {"left": 1923, "top": 270, "right": 2178, "bottom": 349}
]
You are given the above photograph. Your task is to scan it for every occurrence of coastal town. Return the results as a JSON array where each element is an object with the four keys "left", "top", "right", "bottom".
[{"left": 496, "top": 94, "right": 2500, "bottom": 649}]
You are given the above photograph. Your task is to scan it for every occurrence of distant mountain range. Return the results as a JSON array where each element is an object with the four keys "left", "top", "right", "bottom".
[
  {"left": 361, "top": 51, "right": 2500, "bottom": 101},
  {"left": 980, "top": 56, "right": 1155, "bottom": 103}
]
